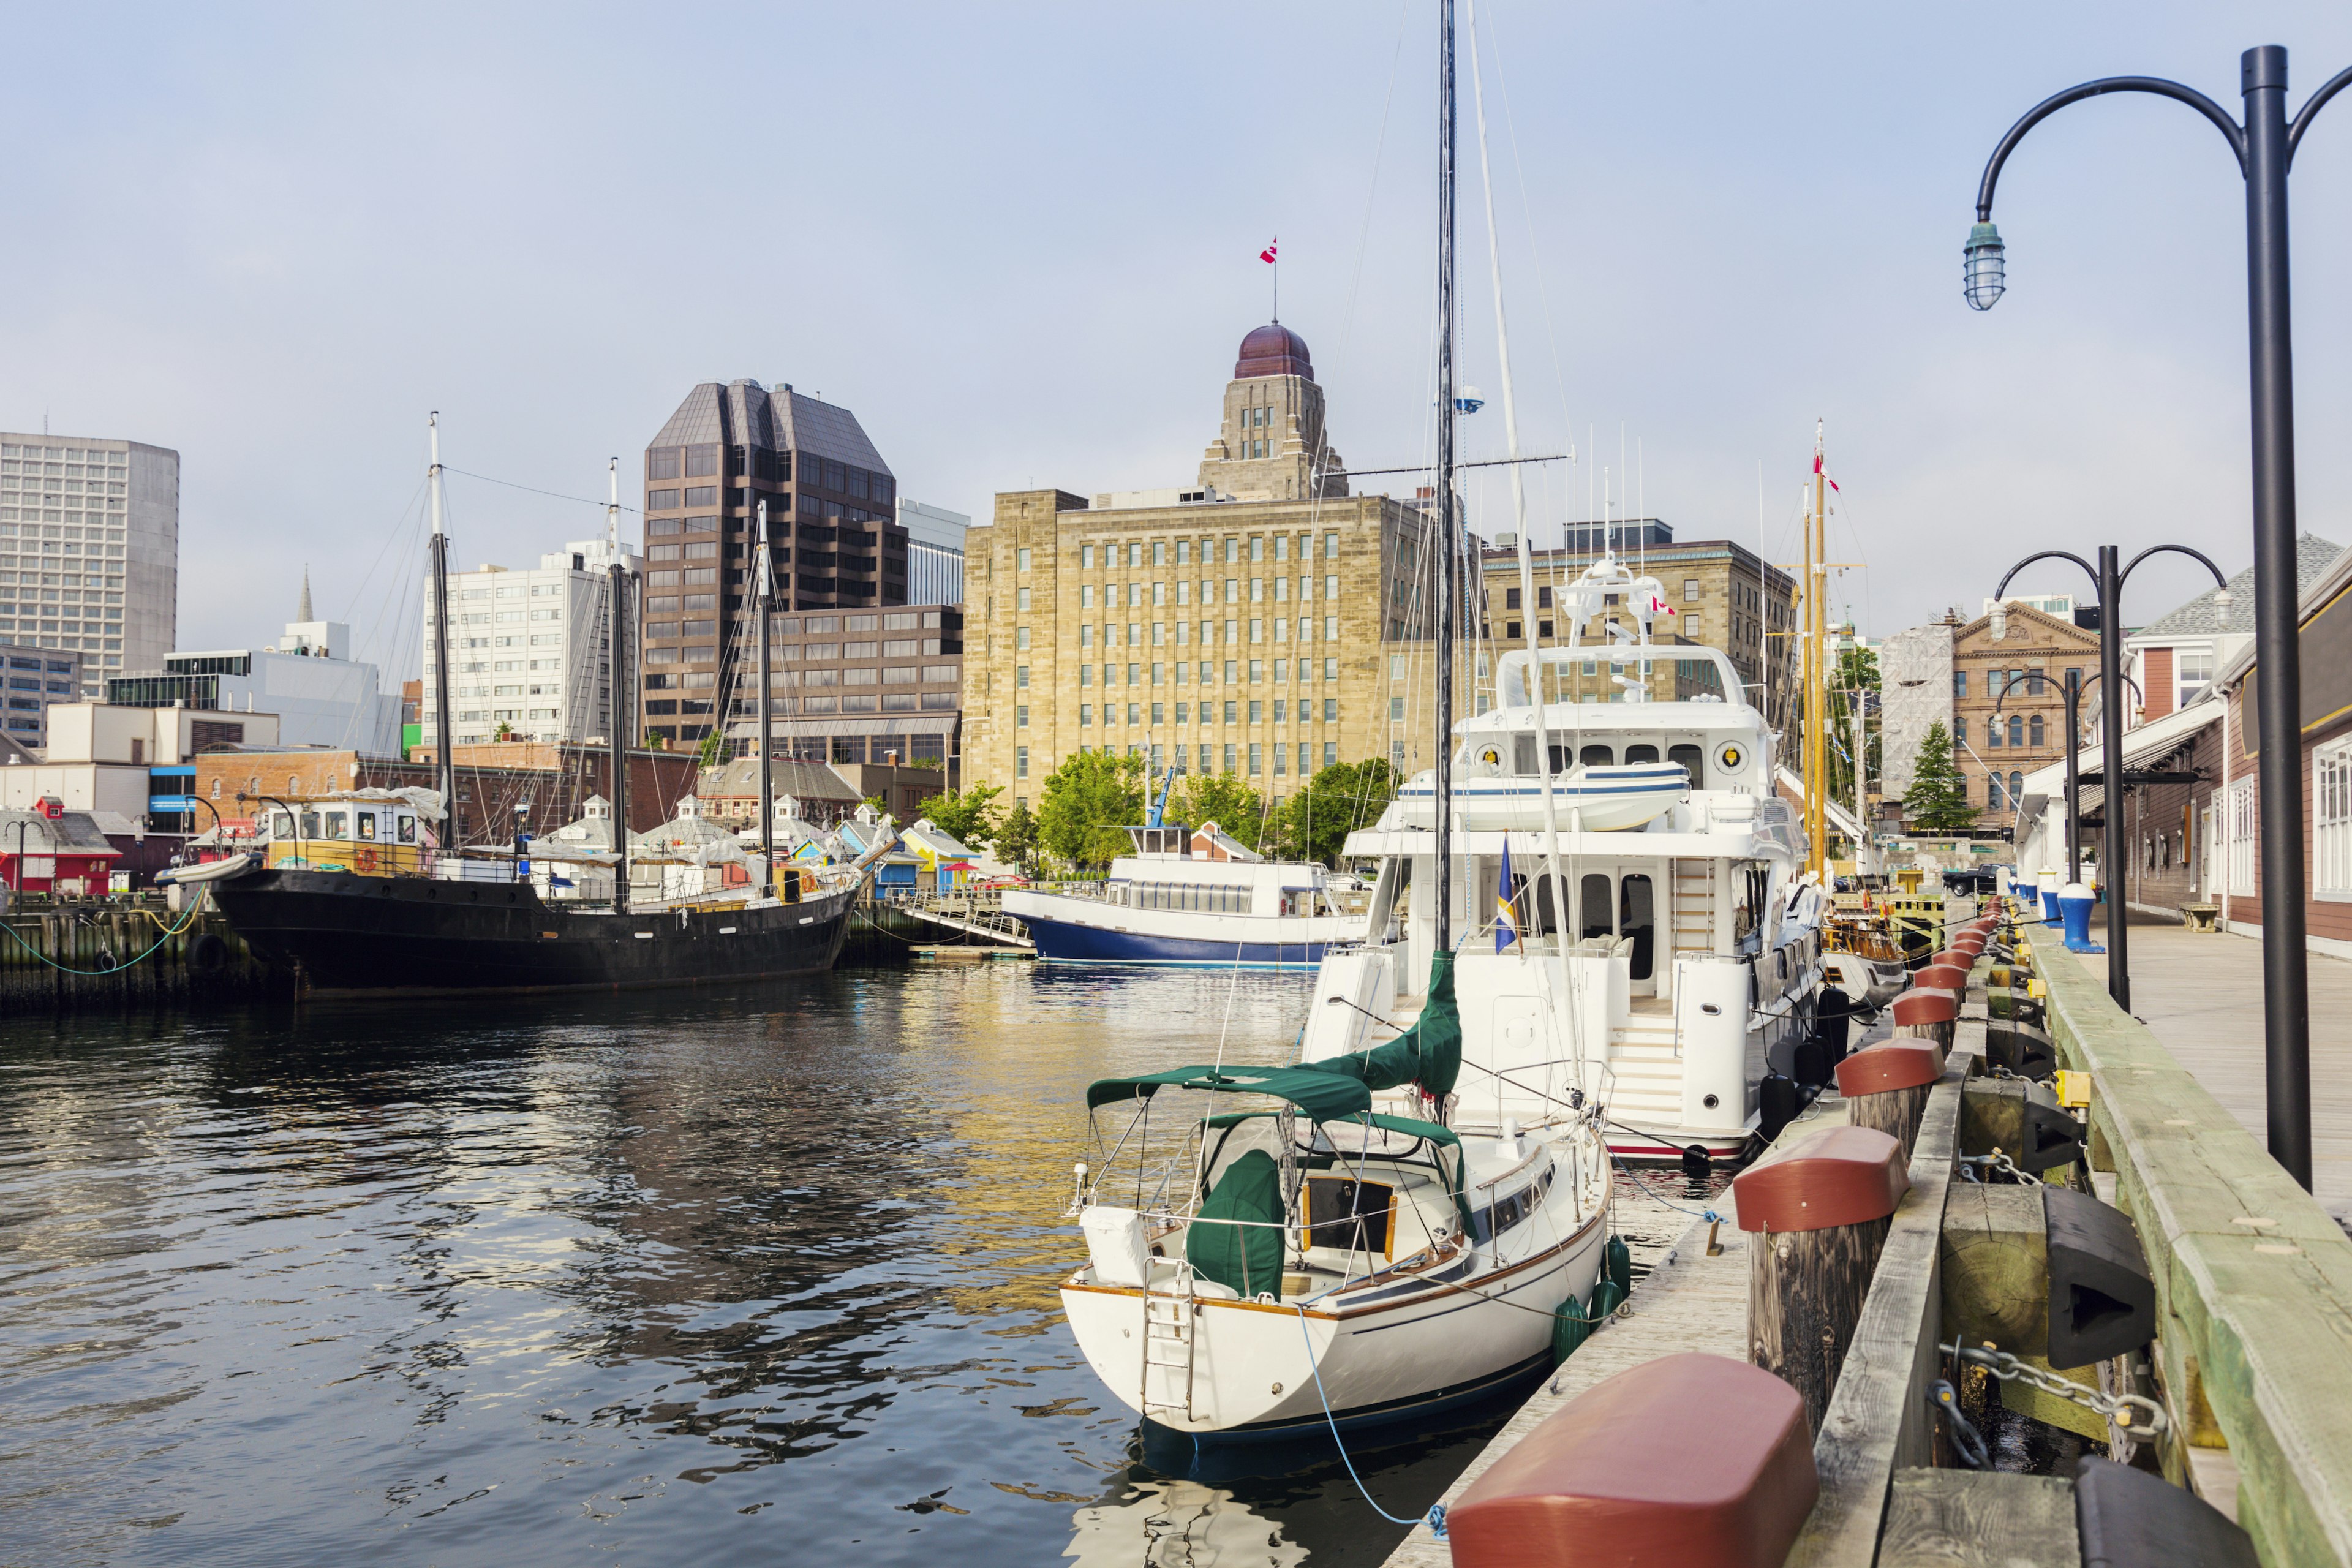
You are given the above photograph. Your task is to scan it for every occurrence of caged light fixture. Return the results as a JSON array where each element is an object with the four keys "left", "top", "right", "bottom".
[{"left": 1963, "top": 221, "right": 2007, "bottom": 310}]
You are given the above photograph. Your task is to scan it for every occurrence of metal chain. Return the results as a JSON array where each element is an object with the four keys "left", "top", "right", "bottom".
[
  {"left": 1958, "top": 1151, "right": 2043, "bottom": 1186},
  {"left": 1940, "top": 1340, "right": 2168, "bottom": 1435}
]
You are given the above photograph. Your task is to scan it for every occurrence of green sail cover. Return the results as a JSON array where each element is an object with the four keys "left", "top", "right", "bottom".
[
  {"left": 1185, "top": 1148, "right": 1286, "bottom": 1300},
  {"left": 1300, "top": 949, "right": 1462, "bottom": 1100}
]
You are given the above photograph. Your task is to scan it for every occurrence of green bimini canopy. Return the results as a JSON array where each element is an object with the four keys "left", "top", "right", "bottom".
[
  {"left": 1085, "top": 1063, "right": 1374, "bottom": 1123},
  {"left": 1298, "top": 950, "right": 1462, "bottom": 1100},
  {"left": 1185, "top": 1148, "right": 1285, "bottom": 1299}
]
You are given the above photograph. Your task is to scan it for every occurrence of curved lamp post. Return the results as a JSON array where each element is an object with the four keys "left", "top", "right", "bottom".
[
  {"left": 1993, "top": 546, "right": 2227, "bottom": 1011},
  {"left": 1992, "top": 668, "right": 2144, "bottom": 891},
  {"left": 1967, "top": 45, "right": 2350, "bottom": 1189}
]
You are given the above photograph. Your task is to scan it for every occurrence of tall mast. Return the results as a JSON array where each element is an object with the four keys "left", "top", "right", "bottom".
[
  {"left": 1805, "top": 421, "right": 1828, "bottom": 878},
  {"left": 427, "top": 412, "right": 455, "bottom": 833},
  {"left": 607, "top": 458, "right": 630, "bottom": 913},
  {"left": 1466, "top": 0, "right": 1566, "bottom": 955},
  {"left": 756, "top": 497, "right": 776, "bottom": 870},
  {"left": 1432, "top": 0, "right": 1458, "bottom": 956}
]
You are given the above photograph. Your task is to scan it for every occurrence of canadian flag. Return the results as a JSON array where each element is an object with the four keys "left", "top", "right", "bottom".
[
  {"left": 1643, "top": 591, "right": 1678, "bottom": 617},
  {"left": 1260, "top": 238, "right": 1278, "bottom": 264},
  {"left": 1814, "top": 451, "right": 1841, "bottom": 493}
]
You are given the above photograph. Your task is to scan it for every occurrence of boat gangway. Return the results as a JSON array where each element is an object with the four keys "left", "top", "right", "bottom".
[{"left": 901, "top": 888, "right": 1033, "bottom": 951}]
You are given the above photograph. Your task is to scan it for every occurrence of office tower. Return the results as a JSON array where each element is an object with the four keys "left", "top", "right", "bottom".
[
  {"left": 0, "top": 434, "right": 178, "bottom": 698},
  {"left": 420, "top": 538, "right": 639, "bottom": 749}
]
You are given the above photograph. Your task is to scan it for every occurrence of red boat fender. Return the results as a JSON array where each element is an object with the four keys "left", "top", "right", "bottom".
[{"left": 1444, "top": 1352, "right": 1817, "bottom": 1568}]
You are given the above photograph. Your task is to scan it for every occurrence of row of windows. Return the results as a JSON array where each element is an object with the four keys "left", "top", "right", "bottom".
[
  {"left": 1039, "top": 616, "right": 1343, "bottom": 651},
  {"left": 1060, "top": 698, "right": 1340, "bottom": 726},
  {"left": 1976, "top": 714, "right": 2051, "bottom": 748},
  {"left": 650, "top": 692, "right": 954, "bottom": 718},
  {"left": 1955, "top": 667, "right": 2085, "bottom": 698},
  {"left": 1043, "top": 657, "right": 1339, "bottom": 688},
  {"left": 1016, "top": 534, "right": 1343, "bottom": 573},
  {"left": 1012, "top": 741, "right": 1340, "bottom": 780},
  {"left": 1055, "top": 576, "right": 1340, "bottom": 610}
]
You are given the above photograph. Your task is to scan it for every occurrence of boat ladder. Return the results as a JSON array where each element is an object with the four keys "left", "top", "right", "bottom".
[{"left": 1140, "top": 1286, "right": 1199, "bottom": 1422}]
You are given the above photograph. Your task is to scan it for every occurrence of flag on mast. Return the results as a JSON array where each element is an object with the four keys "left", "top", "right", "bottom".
[
  {"left": 1813, "top": 451, "right": 1841, "bottom": 493},
  {"left": 1259, "top": 238, "right": 1278, "bottom": 263},
  {"left": 1495, "top": 837, "right": 1519, "bottom": 952}
]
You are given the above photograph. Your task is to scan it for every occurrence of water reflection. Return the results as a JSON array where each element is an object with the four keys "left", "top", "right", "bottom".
[{"left": 0, "top": 962, "right": 1722, "bottom": 1568}]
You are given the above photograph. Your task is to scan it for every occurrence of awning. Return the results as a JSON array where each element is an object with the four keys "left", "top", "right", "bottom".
[{"left": 1086, "top": 1064, "right": 1373, "bottom": 1122}]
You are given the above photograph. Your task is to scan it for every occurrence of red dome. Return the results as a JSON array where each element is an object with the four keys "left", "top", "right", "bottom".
[{"left": 1235, "top": 322, "right": 1313, "bottom": 380}]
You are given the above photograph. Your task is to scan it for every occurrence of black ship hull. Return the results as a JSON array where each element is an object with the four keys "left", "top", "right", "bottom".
[{"left": 208, "top": 867, "right": 856, "bottom": 995}]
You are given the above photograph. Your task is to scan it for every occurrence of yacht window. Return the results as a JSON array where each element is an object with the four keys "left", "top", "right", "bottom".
[
  {"left": 1580, "top": 744, "right": 1615, "bottom": 767},
  {"left": 356, "top": 812, "right": 377, "bottom": 841},
  {"left": 1619, "top": 875, "right": 1656, "bottom": 980},
  {"left": 1669, "top": 743, "right": 1704, "bottom": 788},
  {"left": 271, "top": 810, "right": 293, "bottom": 838},
  {"left": 323, "top": 812, "right": 347, "bottom": 839},
  {"left": 1513, "top": 734, "right": 1539, "bottom": 775},
  {"left": 1580, "top": 873, "right": 1613, "bottom": 940},
  {"left": 1625, "top": 744, "right": 1659, "bottom": 764},
  {"left": 398, "top": 814, "right": 418, "bottom": 844},
  {"left": 299, "top": 811, "right": 321, "bottom": 839}
]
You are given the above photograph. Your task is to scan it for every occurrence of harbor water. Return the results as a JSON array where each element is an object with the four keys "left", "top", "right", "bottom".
[{"left": 0, "top": 962, "right": 1719, "bottom": 1566}]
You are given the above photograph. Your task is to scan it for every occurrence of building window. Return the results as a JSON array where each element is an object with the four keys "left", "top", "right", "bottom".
[
  {"left": 1953, "top": 670, "right": 1967, "bottom": 699},
  {"left": 1016, "top": 746, "right": 1029, "bottom": 779},
  {"left": 2007, "top": 714, "right": 2024, "bottom": 748},
  {"left": 1683, "top": 578, "right": 1700, "bottom": 601},
  {"left": 2317, "top": 740, "right": 2352, "bottom": 898},
  {"left": 2179, "top": 648, "right": 2214, "bottom": 707},
  {"left": 1248, "top": 742, "right": 1263, "bottom": 775},
  {"left": 1988, "top": 773, "right": 2005, "bottom": 811},
  {"left": 1324, "top": 742, "right": 1338, "bottom": 767},
  {"left": 1390, "top": 696, "right": 1404, "bottom": 721},
  {"left": 1018, "top": 547, "right": 1032, "bottom": 571},
  {"left": 1016, "top": 705, "right": 1028, "bottom": 728},
  {"left": 1017, "top": 587, "right": 1031, "bottom": 611},
  {"left": 1016, "top": 627, "right": 1030, "bottom": 650},
  {"left": 2009, "top": 771, "right": 2023, "bottom": 810},
  {"left": 2228, "top": 775, "right": 2256, "bottom": 895},
  {"left": 2029, "top": 714, "right": 2044, "bottom": 748},
  {"left": 1079, "top": 704, "right": 1091, "bottom": 726}
]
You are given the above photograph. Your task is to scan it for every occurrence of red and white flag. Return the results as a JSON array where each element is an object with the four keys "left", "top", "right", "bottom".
[
  {"left": 1643, "top": 590, "right": 1678, "bottom": 617},
  {"left": 1814, "top": 451, "right": 1841, "bottom": 493},
  {"left": 1260, "top": 238, "right": 1278, "bottom": 264}
]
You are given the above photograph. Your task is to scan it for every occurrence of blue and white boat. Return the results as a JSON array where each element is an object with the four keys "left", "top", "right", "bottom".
[{"left": 1002, "top": 823, "right": 1367, "bottom": 968}]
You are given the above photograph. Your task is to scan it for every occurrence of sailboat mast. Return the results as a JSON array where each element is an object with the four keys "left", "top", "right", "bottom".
[
  {"left": 1466, "top": 0, "right": 1565, "bottom": 954},
  {"left": 427, "top": 413, "right": 455, "bottom": 833},
  {"left": 756, "top": 497, "right": 775, "bottom": 869},
  {"left": 608, "top": 458, "right": 631, "bottom": 913},
  {"left": 1432, "top": 0, "right": 1458, "bottom": 956},
  {"left": 1805, "top": 422, "right": 1828, "bottom": 878}
]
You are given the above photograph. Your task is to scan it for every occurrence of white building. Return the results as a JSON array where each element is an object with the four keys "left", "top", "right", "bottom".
[
  {"left": 421, "top": 538, "right": 640, "bottom": 749},
  {"left": 1, "top": 703, "right": 282, "bottom": 818},
  {"left": 107, "top": 583, "right": 399, "bottom": 755},
  {"left": 897, "top": 498, "right": 967, "bottom": 605},
  {"left": 0, "top": 433, "right": 179, "bottom": 699}
]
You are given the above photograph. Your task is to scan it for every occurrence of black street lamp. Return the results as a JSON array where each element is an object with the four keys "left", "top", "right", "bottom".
[
  {"left": 1993, "top": 668, "right": 2143, "bottom": 893},
  {"left": 1968, "top": 47, "right": 2350, "bottom": 1191},
  {"left": 1992, "top": 547, "right": 2227, "bottom": 1009}
]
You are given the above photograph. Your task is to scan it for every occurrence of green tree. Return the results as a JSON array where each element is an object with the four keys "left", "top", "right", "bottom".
[
  {"left": 695, "top": 731, "right": 723, "bottom": 767},
  {"left": 917, "top": 782, "right": 1004, "bottom": 850},
  {"left": 1169, "top": 771, "right": 1267, "bottom": 851},
  {"left": 1037, "top": 750, "right": 1146, "bottom": 871},
  {"left": 997, "top": 799, "right": 1042, "bottom": 875},
  {"left": 1904, "top": 719, "right": 1978, "bottom": 834},
  {"left": 1282, "top": 759, "right": 1400, "bottom": 866}
]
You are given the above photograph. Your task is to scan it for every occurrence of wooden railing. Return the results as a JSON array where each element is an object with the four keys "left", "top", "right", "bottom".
[{"left": 2035, "top": 941, "right": 2352, "bottom": 1566}]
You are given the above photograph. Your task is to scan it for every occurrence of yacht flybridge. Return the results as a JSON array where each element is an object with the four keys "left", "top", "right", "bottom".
[{"left": 1301, "top": 557, "right": 1825, "bottom": 1161}]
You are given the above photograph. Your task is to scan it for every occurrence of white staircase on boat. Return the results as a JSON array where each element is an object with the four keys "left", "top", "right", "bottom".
[
  {"left": 1605, "top": 1012, "right": 1684, "bottom": 1126},
  {"left": 1669, "top": 859, "right": 1715, "bottom": 962}
]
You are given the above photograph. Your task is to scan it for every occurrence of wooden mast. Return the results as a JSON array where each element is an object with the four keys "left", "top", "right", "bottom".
[{"left": 1805, "top": 423, "right": 1829, "bottom": 879}]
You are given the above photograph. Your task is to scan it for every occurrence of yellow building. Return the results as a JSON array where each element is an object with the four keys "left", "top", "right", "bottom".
[{"left": 962, "top": 323, "right": 1448, "bottom": 806}]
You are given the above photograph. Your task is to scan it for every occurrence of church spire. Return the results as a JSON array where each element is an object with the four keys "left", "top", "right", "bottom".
[{"left": 297, "top": 564, "right": 314, "bottom": 624}]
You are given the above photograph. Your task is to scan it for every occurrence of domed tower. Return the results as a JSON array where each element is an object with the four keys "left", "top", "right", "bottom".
[{"left": 1197, "top": 323, "right": 1349, "bottom": 502}]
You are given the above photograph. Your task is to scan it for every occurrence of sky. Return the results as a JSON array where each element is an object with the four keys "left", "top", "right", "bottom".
[{"left": 9, "top": 1, "right": 2352, "bottom": 679}]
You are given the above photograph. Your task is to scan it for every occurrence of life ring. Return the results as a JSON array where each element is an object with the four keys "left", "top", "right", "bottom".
[{"left": 355, "top": 845, "right": 379, "bottom": 873}]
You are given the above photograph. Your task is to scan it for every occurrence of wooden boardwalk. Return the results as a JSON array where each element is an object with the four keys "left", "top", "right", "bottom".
[{"left": 2077, "top": 923, "right": 2352, "bottom": 1226}]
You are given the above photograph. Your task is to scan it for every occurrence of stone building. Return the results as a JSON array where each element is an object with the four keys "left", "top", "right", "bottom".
[
  {"left": 962, "top": 323, "right": 1446, "bottom": 805},
  {"left": 1953, "top": 603, "right": 2101, "bottom": 831}
]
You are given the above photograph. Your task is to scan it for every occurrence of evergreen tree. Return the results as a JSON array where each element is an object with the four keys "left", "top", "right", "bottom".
[
  {"left": 1904, "top": 719, "right": 1978, "bottom": 833},
  {"left": 996, "top": 800, "right": 1041, "bottom": 876}
]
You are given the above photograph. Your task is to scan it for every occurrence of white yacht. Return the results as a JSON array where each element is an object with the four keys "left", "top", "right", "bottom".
[
  {"left": 1003, "top": 823, "right": 1366, "bottom": 968},
  {"left": 1297, "top": 558, "right": 1825, "bottom": 1162}
]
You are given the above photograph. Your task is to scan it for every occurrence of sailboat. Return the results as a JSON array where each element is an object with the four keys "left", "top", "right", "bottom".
[
  {"left": 1058, "top": 0, "right": 1611, "bottom": 1442},
  {"left": 1796, "top": 425, "right": 1910, "bottom": 1012},
  {"left": 181, "top": 424, "right": 891, "bottom": 994}
]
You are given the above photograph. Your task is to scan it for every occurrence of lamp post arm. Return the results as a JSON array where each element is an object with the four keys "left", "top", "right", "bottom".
[
  {"left": 1994, "top": 549, "right": 2098, "bottom": 600},
  {"left": 2120, "top": 542, "right": 2231, "bottom": 592},
  {"left": 1977, "top": 76, "right": 2247, "bottom": 220},
  {"left": 2289, "top": 64, "right": 2352, "bottom": 164}
]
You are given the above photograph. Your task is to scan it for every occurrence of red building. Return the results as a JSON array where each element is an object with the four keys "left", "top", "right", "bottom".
[{"left": 0, "top": 796, "right": 123, "bottom": 896}]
